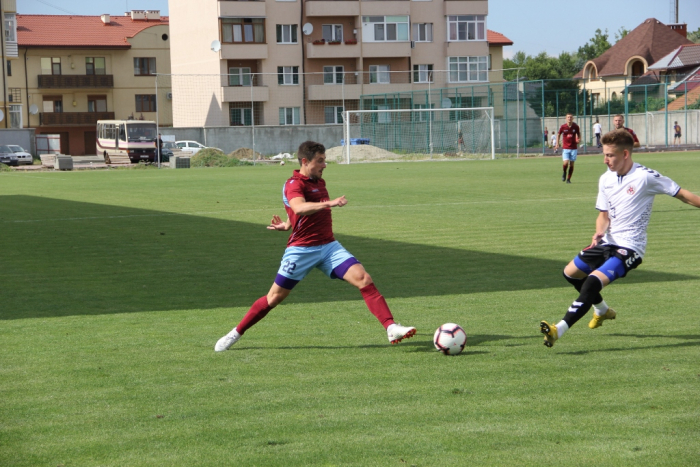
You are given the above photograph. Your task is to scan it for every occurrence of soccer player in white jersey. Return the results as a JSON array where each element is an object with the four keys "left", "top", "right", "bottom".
[{"left": 540, "top": 129, "right": 700, "bottom": 347}]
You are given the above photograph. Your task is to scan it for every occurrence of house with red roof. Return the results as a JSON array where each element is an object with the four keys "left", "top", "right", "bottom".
[
  {"left": 9, "top": 11, "right": 171, "bottom": 155},
  {"left": 574, "top": 18, "right": 692, "bottom": 107}
]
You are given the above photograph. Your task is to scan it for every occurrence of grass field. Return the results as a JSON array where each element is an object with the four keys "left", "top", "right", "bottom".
[{"left": 1, "top": 152, "right": 699, "bottom": 466}]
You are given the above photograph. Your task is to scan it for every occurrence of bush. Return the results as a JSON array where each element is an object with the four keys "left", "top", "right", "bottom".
[{"left": 190, "top": 148, "right": 253, "bottom": 168}]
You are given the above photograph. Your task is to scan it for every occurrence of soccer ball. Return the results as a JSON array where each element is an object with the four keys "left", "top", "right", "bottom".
[
  {"left": 433, "top": 323, "right": 467, "bottom": 355},
  {"left": 280, "top": 161, "right": 285, "bottom": 166}
]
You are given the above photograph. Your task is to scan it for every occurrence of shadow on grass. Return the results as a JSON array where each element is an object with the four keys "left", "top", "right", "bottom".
[
  {"left": 2, "top": 196, "right": 697, "bottom": 320},
  {"left": 559, "top": 334, "right": 700, "bottom": 355}
]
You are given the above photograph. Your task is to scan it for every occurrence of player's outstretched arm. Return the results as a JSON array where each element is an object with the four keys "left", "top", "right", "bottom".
[
  {"left": 288, "top": 195, "right": 347, "bottom": 216},
  {"left": 674, "top": 189, "right": 700, "bottom": 208},
  {"left": 591, "top": 210, "right": 610, "bottom": 246},
  {"left": 267, "top": 215, "right": 291, "bottom": 231}
]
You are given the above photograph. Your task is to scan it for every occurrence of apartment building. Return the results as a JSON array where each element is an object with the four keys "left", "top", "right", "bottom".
[
  {"left": 1, "top": 0, "right": 18, "bottom": 129},
  {"left": 10, "top": 11, "right": 172, "bottom": 155},
  {"left": 169, "top": 0, "right": 511, "bottom": 128}
]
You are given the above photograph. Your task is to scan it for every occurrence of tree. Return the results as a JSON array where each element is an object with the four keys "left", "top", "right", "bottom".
[
  {"left": 688, "top": 27, "right": 700, "bottom": 44},
  {"left": 503, "top": 50, "right": 528, "bottom": 81},
  {"left": 614, "top": 27, "right": 630, "bottom": 43},
  {"left": 577, "top": 28, "right": 612, "bottom": 61}
]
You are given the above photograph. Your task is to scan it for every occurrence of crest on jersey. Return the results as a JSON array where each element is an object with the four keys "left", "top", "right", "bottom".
[
  {"left": 627, "top": 186, "right": 635, "bottom": 195},
  {"left": 617, "top": 248, "right": 628, "bottom": 255}
]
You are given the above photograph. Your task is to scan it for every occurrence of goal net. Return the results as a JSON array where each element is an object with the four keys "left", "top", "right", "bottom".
[{"left": 337, "top": 107, "right": 495, "bottom": 163}]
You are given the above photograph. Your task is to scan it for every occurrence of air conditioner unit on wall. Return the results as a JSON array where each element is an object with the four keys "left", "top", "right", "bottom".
[{"left": 166, "top": 92, "right": 173, "bottom": 100}]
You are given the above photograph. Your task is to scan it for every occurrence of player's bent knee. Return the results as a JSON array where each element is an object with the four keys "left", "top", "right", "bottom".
[{"left": 578, "top": 275, "right": 604, "bottom": 302}]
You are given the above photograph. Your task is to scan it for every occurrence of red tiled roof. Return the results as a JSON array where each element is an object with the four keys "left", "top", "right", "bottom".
[
  {"left": 488, "top": 30, "right": 513, "bottom": 46},
  {"left": 17, "top": 14, "right": 169, "bottom": 49},
  {"left": 574, "top": 18, "right": 692, "bottom": 78}
]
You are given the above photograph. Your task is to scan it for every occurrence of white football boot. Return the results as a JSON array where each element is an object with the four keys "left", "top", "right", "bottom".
[
  {"left": 215, "top": 328, "right": 241, "bottom": 352},
  {"left": 387, "top": 323, "right": 417, "bottom": 344}
]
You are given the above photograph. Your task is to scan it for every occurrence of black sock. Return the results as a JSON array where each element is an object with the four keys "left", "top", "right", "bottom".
[{"left": 562, "top": 275, "right": 604, "bottom": 328}]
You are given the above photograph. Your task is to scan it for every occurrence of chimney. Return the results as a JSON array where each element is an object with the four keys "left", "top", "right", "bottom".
[
  {"left": 101, "top": 14, "right": 110, "bottom": 24},
  {"left": 668, "top": 23, "right": 687, "bottom": 38},
  {"left": 146, "top": 10, "right": 161, "bottom": 21}
]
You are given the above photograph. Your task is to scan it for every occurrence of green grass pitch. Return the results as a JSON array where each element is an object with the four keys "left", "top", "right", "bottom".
[{"left": 1, "top": 152, "right": 699, "bottom": 466}]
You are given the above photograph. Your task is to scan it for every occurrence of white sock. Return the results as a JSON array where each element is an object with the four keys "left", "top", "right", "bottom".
[
  {"left": 229, "top": 328, "right": 241, "bottom": 339},
  {"left": 593, "top": 300, "right": 609, "bottom": 316},
  {"left": 387, "top": 323, "right": 397, "bottom": 334},
  {"left": 556, "top": 320, "right": 569, "bottom": 338}
]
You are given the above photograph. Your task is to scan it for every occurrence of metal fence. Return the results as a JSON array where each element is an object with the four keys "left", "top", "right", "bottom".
[{"left": 154, "top": 71, "right": 700, "bottom": 157}]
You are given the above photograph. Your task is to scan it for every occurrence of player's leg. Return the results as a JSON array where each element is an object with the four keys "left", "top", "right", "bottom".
[
  {"left": 561, "top": 150, "right": 571, "bottom": 181},
  {"left": 541, "top": 246, "right": 610, "bottom": 347},
  {"left": 566, "top": 151, "right": 577, "bottom": 182},
  {"left": 321, "top": 241, "right": 416, "bottom": 344},
  {"left": 215, "top": 247, "right": 316, "bottom": 351}
]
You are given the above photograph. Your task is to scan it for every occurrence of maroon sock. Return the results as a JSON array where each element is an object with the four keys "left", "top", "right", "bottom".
[
  {"left": 568, "top": 164, "right": 574, "bottom": 179},
  {"left": 360, "top": 284, "right": 395, "bottom": 329},
  {"left": 562, "top": 163, "right": 568, "bottom": 173},
  {"left": 236, "top": 296, "right": 273, "bottom": 335}
]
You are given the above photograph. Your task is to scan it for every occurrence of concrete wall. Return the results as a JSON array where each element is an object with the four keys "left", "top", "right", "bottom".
[
  {"left": 543, "top": 110, "right": 700, "bottom": 148},
  {"left": 159, "top": 124, "right": 344, "bottom": 156},
  {"left": 0, "top": 128, "right": 36, "bottom": 155}
]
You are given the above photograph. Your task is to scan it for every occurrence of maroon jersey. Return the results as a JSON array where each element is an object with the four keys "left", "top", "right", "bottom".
[
  {"left": 283, "top": 170, "right": 335, "bottom": 247},
  {"left": 624, "top": 127, "right": 640, "bottom": 144},
  {"left": 558, "top": 123, "right": 580, "bottom": 149}
]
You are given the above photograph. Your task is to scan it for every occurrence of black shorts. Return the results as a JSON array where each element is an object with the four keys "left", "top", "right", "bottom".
[{"left": 573, "top": 243, "right": 642, "bottom": 282}]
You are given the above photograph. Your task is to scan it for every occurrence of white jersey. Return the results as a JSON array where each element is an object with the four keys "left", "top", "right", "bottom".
[
  {"left": 596, "top": 163, "right": 680, "bottom": 257},
  {"left": 593, "top": 123, "right": 602, "bottom": 135}
]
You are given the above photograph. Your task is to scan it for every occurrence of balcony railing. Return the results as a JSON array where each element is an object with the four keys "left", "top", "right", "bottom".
[
  {"left": 40, "top": 112, "right": 115, "bottom": 126},
  {"left": 38, "top": 75, "right": 115, "bottom": 89}
]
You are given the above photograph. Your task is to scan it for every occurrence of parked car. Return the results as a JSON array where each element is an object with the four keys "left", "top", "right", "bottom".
[
  {"left": 6, "top": 145, "right": 33, "bottom": 165},
  {"left": 0, "top": 145, "right": 19, "bottom": 166},
  {"left": 158, "top": 141, "right": 183, "bottom": 162},
  {"left": 175, "top": 140, "right": 222, "bottom": 154}
]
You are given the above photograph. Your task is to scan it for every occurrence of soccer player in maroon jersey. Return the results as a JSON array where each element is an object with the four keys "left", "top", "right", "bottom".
[
  {"left": 555, "top": 113, "right": 580, "bottom": 184},
  {"left": 612, "top": 114, "right": 640, "bottom": 148},
  {"left": 215, "top": 141, "right": 416, "bottom": 351}
]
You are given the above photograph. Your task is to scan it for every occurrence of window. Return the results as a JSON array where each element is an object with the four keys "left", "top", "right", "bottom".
[
  {"left": 323, "top": 66, "right": 344, "bottom": 85},
  {"left": 9, "top": 88, "right": 21, "bottom": 103},
  {"left": 412, "top": 23, "right": 432, "bottom": 42},
  {"left": 447, "top": 15, "right": 486, "bottom": 41},
  {"left": 413, "top": 103, "right": 434, "bottom": 122},
  {"left": 43, "top": 96, "right": 63, "bottom": 113},
  {"left": 362, "top": 16, "right": 409, "bottom": 42},
  {"left": 9, "top": 105, "right": 22, "bottom": 129},
  {"left": 222, "top": 18, "right": 265, "bottom": 43},
  {"left": 134, "top": 58, "right": 156, "bottom": 76},
  {"left": 369, "top": 65, "right": 390, "bottom": 84},
  {"left": 88, "top": 95, "right": 107, "bottom": 112},
  {"left": 279, "top": 107, "right": 300, "bottom": 125},
  {"left": 276, "top": 24, "right": 298, "bottom": 44},
  {"left": 6, "top": 60, "right": 10, "bottom": 77},
  {"left": 413, "top": 65, "right": 433, "bottom": 83},
  {"left": 229, "top": 67, "right": 252, "bottom": 86},
  {"left": 4, "top": 13, "right": 16, "bottom": 42},
  {"left": 325, "top": 106, "right": 344, "bottom": 124},
  {"left": 592, "top": 93, "right": 600, "bottom": 108},
  {"left": 86, "top": 57, "right": 106, "bottom": 75},
  {"left": 322, "top": 24, "right": 343, "bottom": 42},
  {"left": 41, "top": 57, "right": 61, "bottom": 75},
  {"left": 376, "top": 104, "right": 391, "bottom": 123},
  {"left": 449, "top": 56, "right": 488, "bottom": 83},
  {"left": 135, "top": 94, "right": 157, "bottom": 112},
  {"left": 230, "top": 107, "right": 252, "bottom": 126},
  {"left": 277, "top": 66, "right": 299, "bottom": 85}
]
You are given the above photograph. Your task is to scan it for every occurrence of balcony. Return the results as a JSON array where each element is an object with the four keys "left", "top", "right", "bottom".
[
  {"left": 306, "top": 42, "right": 360, "bottom": 59},
  {"left": 219, "top": 0, "right": 265, "bottom": 17},
  {"left": 40, "top": 112, "right": 115, "bottom": 126},
  {"left": 221, "top": 43, "right": 268, "bottom": 60},
  {"left": 362, "top": 41, "right": 411, "bottom": 58},
  {"left": 223, "top": 86, "right": 269, "bottom": 102},
  {"left": 38, "top": 75, "right": 115, "bottom": 89},
  {"left": 306, "top": 1, "right": 359, "bottom": 17},
  {"left": 308, "top": 84, "right": 363, "bottom": 101},
  {"left": 445, "top": 0, "right": 488, "bottom": 15}
]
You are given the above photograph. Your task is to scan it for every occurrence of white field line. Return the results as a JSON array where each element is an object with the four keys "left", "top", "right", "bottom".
[{"left": 2, "top": 197, "right": 596, "bottom": 224}]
